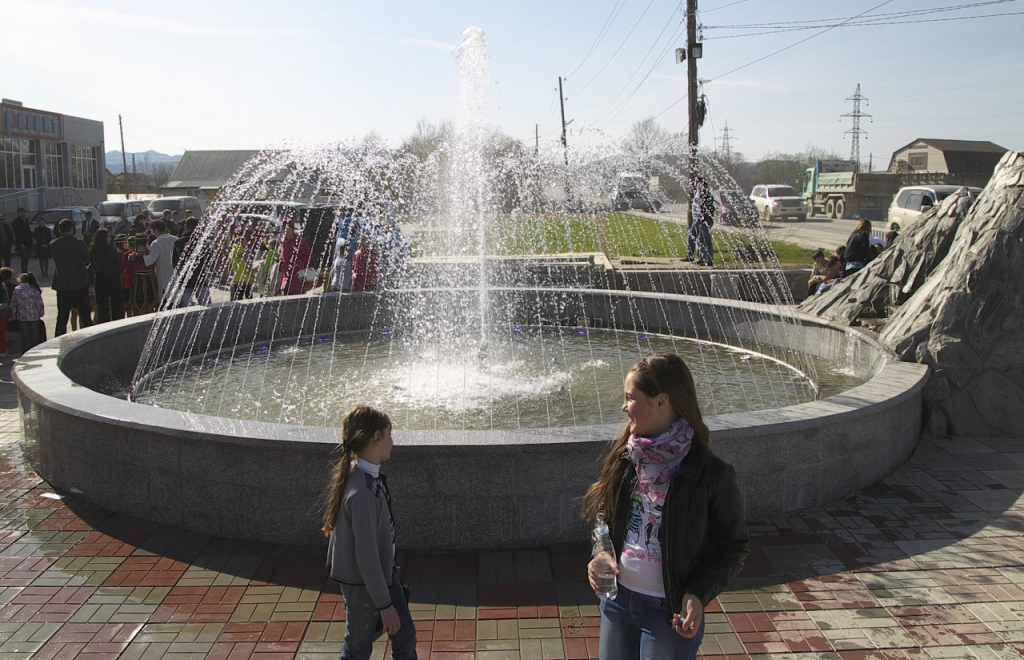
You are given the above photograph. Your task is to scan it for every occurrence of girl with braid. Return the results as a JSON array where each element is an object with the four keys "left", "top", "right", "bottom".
[{"left": 323, "top": 406, "right": 417, "bottom": 660}]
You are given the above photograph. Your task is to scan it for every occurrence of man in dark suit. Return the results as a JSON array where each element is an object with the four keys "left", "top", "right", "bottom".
[
  {"left": 49, "top": 218, "right": 93, "bottom": 336},
  {"left": 12, "top": 207, "right": 33, "bottom": 274}
]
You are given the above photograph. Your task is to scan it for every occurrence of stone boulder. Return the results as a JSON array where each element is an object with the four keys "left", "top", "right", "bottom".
[
  {"left": 880, "top": 151, "right": 1024, "bottom": 436},
  {"left": 799, "top": 188, "right": 973, "bottom": 323}
]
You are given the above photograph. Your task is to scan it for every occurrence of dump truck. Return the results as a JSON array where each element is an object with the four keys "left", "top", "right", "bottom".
[{"left": 802, "top": 160, "right": 901, "bottom": 220}]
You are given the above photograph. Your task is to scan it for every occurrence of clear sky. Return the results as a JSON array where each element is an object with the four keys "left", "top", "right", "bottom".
[{"left": 4, "top": 0, "right": 1023, "bottom": 164}]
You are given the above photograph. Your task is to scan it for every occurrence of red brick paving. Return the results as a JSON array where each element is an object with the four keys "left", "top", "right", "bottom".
[{"left": 0, "top": 416, "right": 1023, "bottom": 658}]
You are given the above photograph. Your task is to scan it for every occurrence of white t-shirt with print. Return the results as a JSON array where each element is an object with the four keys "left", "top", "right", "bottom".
[{"left": 616, "top": 482, "right": 666, "bottom": 597}]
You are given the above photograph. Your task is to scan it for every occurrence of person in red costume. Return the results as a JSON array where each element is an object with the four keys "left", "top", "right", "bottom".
[
  {"left": 351, "top": 235, "right": 381, "bottom": 292},
  {"left": 278, "top": 220, "right": 312, "bottom": 295}
]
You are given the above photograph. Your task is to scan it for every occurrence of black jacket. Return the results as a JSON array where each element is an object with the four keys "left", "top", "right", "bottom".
[
  {"left": 609, "top": 440, "right": 750, "bottom": 619},
  {"left": 90, "top": 243, "right": 123, "bottom": 287},
  {"left": 845, "top": 230, "right": 871, "bottom": 264},
  {"left": 12, "top": 217, "right": 31, "bottom": 248},
  {"left": 49, "top": 234, "right": 91, "bottom": 291}
]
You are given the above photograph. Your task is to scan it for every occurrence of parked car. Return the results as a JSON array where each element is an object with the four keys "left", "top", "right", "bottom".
[
  {"left": 711, "top": 189, "right": 758, "bottom": 226},
  {"left": 96, "top": 200, "right": 150, "bottom": 228},
  {"left": 613, "top": 190, "right": 662, "bottom": 213},
  {"left": 886, "top": 185, "right": 983, "bottom": 231},
  {"left": 750, "top": 185, "right": 807, "bottom": 222},
  {"left": 148, "top": 196, "right": 203, "bottom": 220},
  {"left": 30, "top": 206, "right": 101, "bottom": 236},
  {"left": 215, "top": 201, "right": 310, "bottom": 225}
]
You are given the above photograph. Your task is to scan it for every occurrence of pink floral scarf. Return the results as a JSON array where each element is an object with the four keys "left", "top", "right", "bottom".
[{"left": 627, "top": 418, "right": 694, "bottom": 500}]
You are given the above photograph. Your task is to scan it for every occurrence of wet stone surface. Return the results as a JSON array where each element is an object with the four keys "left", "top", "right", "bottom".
[{"left": 1, "top": 355, "right": 1024, "bottom": 658}]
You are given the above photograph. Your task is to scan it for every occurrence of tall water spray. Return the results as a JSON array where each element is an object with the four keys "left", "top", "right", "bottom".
[
  {"left": 126, "top": 24, "right": 838, "bottom": 431},
  {"left": 454, "top": 27, "right": 490, "bottom": 345}
]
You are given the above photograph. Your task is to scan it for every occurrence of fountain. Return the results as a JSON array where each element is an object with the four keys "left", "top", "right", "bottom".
[{"left": 13, "top": 28, "right": 927, "bottom": 549}]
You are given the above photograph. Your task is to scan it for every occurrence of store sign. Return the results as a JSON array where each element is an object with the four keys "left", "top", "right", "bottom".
[{"left": 1, "top": 103, "right": 64, "bottom": 140}]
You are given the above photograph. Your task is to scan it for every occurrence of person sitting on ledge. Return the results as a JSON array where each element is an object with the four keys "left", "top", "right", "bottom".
[{"left": 807, "top": 249, "right": 829, "bottom": 298}]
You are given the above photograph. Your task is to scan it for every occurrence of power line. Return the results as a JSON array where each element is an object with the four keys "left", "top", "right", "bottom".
[
  {"left": 566, "top": 0, "right": 659, "bottom": 99},
  {"left": 706, "top": 0, "right": 896, "bottom": 82},
  {"left": 704, "top": 9, "right": 1024, "bottom": 38},
  {"left": 645, "top": 0, "right": 895, "bottom": 125},
  {"left": 566, "top": 0, "right": 628, "bottom": 79},
  {"left": 587, "top": 18, "right": 687, "bottom": 128},
  {"left": 701, "top": 0, "right": 751, "bottom": 14},
  {"left": 705, "top": 0, "right": 1017, "bottom": 29}
]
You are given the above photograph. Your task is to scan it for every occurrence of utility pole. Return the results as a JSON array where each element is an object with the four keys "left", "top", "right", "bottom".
[
  {"left": 118, "top": 115, "right": 130, "bottom": 199},
  {"left": 719, "top": 120, "right": 734, "bottom": 162},
  {"left": 558, "top": 77, "right": 569, "bottom": 168},
  {"left": 559, "top": 76, "right": 574, "bottom": 206},
  {"left": 842, "top": 83, "right": 871, "bottom": 172},
  {"left": 685, "top": 0, "right": 700, "bottom": 229},
  {"left": 535, "top": 124, "right": 539, "bottom": 156}
]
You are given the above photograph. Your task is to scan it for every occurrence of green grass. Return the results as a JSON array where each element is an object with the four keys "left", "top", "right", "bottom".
[{"left": 408, "top": 212, "right": 815, "bottom": 266}]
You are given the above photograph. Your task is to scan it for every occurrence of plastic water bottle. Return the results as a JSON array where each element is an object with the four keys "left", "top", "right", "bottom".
[{"left": 592, "top": 521, "right": 618, "bottom": 601}]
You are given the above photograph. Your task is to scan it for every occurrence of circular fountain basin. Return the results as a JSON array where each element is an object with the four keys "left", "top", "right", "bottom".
[{"left": 14, "top": 289, "right": 928, "bottom": 549}]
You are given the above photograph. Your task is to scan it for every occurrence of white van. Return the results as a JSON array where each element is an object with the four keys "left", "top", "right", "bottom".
[
  {"left": 887, "top": 185, "right": 982, "bottom": 231},
  {"left": 148, "top": 196, "right": 203, "bottom": 219}
]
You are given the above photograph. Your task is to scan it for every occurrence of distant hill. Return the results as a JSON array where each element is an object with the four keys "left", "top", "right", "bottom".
[{"left": 106, "top": 150, "right": 181, "bottom": 174}]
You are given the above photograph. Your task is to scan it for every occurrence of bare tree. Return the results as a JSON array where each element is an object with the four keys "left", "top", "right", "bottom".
[
  {"left": 400, "top": 119, "right": 453, "bottom": 162},
  {"left": 150, "top": 162, "right": 174, "bottom": 188}
]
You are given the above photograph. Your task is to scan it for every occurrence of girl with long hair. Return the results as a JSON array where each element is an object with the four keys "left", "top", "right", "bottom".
[
  {"left": 11, "top": 272, "right": 45, "bottom": 353},
  {"left": 322, "top": 405, "right": 417, "bottom": 660},
  {"left": 583, "top": 353, "right": 750, "bottom": 660},
  {"left": 89, "top": 229, "right": 125, "bottom": 323}
]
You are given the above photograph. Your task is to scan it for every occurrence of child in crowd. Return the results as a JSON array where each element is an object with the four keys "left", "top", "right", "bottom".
[
  {"left": 11, "top": 272, "right": 45, "bottom": 353},
  {"left": 0, "top": 274, "right": 9, "bottom": 356},
  {"left": 125, "top": 235, "right": 158, "bottom": 316},
  {"left": 0, "top": 267, "right": 14, "bottom": 340},
  {"left": 807, "top": 249, "right": 829, "bottom": 298},
  {"left": 331, "top": 244, "right": 353, "bottom": 293},
  {"left": 229, "top": 242, "right": 255, "bottom": 300},
  {"left": 322, "top": 406, "right": 417, "bottom": 660},
  {"left": 351, "top": 236, "right": 381, "bottom": 292},
  {"left": 814, "top": 256, "right": 844, "bottom": 296},
  {"left": 259, "top": 238, "right": 280, "bottom": 297}
]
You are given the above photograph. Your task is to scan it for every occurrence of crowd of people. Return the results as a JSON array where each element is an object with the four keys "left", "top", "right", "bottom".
[
  {"left": 805, "top": 219, "right": 899, "bottom": 297},
  {"left": 0, "top": 204, "right": 414, "bottom": 356}
]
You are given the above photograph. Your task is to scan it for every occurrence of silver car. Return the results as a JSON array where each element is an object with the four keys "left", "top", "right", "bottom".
[{"left": 749, "top": 185, "right": 808, "bottom": 222}]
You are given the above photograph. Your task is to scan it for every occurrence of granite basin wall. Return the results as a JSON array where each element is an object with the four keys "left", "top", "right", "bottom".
[{"left": 14, "top": 290, "right": 927, "bottom": 549}]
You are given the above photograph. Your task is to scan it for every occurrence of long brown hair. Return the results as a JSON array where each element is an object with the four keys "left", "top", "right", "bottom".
[
  {"left": 581, "top": 353, "right": 709, "bottom": 522},
  {"left": 321, "top": 405, "right": 392, "bottom": 536}
]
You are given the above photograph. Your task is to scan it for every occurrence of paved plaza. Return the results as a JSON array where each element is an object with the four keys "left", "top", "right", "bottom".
[{"left": 2, "top": 284, "right": 1024, "bottom": 658}]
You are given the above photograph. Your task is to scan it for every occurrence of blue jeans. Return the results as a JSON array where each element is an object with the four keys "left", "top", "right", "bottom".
[
  {"left": 339, "top": 574, "right": 417, "bottom": 660},
  {"left": 599, "top": 583, "right": 705, "bottom": 660},
  {"left": 696, "top": 223, "right": 713, "bottom": 264}
]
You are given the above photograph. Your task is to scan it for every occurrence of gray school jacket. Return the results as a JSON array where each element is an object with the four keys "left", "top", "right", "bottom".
[{"left": 326, "top": 469, "right": 396, "bottom": 609}]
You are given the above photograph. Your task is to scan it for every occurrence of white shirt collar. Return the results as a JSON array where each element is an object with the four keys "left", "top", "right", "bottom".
[{"left": 355, "top": 457, "right": 380, "bottom": 478}]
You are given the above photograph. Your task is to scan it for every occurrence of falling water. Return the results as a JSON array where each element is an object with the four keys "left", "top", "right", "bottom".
[{"left": 125, "top": 27, "right": 843, "bottom": 431}]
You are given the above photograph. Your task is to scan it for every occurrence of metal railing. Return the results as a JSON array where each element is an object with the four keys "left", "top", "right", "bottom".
[{"left": 0, "top": 187, "right": 91, "bottom": 216}]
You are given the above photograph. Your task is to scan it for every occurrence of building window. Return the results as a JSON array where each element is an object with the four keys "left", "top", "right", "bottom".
[
  {"left": 43, "top": 141, "right": 65, "bottom": 187},
  {"left": 908, "top": 152, "right": 928, "bottom": 171},
  {"left": 70, "top": 144, "right": 98, "bottom": 189},
  {"left": 0, "top": 137, "right": 35, "bottom": 189}
]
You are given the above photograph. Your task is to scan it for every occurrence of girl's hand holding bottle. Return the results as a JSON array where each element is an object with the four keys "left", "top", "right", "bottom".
[
  {"left": 586, "top": 551, "right": 619, "bottom": 597},
  {"left": 672, "top": 593, "right": 703, "bottom": 638}
]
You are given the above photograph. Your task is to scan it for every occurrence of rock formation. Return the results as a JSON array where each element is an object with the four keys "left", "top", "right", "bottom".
[
  {"left": 799, "top": 189, "right": 972, "bottom": 323},
  {"left": 801, "top": 151, "right": 1024, "bottom": 437}
]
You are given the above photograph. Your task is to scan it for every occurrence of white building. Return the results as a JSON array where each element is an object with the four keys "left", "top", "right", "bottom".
[{"left": 0, "top": 98, "right": 105, "bottom": 216}]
